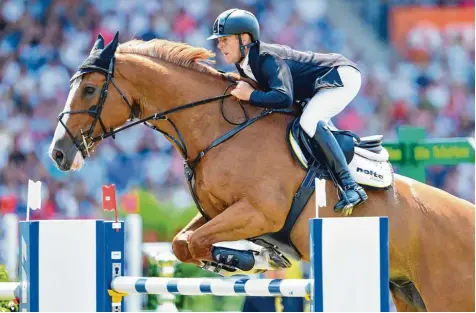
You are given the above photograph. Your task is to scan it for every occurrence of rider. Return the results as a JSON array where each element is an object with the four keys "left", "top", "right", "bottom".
[{"left": 207, "top": 9, "right": 367, "bottom": 213}]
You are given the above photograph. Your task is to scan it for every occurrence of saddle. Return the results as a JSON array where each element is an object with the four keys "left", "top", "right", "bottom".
[{"left": 287, "top": 117, "right": 393, "bottom": 189}]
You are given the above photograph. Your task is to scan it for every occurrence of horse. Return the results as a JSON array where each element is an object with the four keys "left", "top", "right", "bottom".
[{"left": 48, "top": 33, "right": 474, "bottom": 311}]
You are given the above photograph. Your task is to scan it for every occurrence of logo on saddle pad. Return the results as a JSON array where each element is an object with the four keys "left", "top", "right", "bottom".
[{"left": 356, "top": 167, "right": 384, "bottom": 180}]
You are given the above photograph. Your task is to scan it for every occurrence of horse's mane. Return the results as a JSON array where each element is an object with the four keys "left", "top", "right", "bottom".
[{"left": 117, "top": 39, "right": 225, "bottom": 78}]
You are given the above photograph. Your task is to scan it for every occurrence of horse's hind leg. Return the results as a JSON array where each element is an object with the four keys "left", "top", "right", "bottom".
[{"left": 186, "top": 198, "right": 279, "bottom": 264}]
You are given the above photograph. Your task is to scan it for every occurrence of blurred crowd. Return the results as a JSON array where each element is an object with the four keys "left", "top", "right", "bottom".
[{"left": 0, "top": 0, "right": 474, "bottom": 219}]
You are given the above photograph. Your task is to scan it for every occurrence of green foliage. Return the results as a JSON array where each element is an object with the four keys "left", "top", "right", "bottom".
[
  {"left": 127, "top": 189, "right": 198, "bottom": 241},
  {"left": 144, "top": 258, "right": 160, "bottom": 310},
  {"left": 0, "top": 265, "right": 9, "bottom": 282},
  {"left": 0, "top": 266, "right": 16, "bottom": 312},
  {"left": 0, "top": 301, "right": 17, "bottom": 312}
]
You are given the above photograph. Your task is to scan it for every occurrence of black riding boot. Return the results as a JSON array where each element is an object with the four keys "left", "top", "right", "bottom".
[{"left": 311, "top": 121, "right": 368, "bottom": 214}]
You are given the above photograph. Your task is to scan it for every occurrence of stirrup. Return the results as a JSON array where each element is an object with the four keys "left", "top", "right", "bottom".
[{"left": 334, "top": 184, "right": 367, "bottom": 216}]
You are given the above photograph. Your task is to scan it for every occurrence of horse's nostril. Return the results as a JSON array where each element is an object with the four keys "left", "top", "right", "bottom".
[{"left": 53, "top": 149, "right": 64, "bottom": 163}]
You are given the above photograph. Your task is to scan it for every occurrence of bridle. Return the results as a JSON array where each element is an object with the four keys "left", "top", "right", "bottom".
[
  {"left": 58, "top": 55, "right": 295, "bottom": 220},
  {"left": 59, "top": 58, "right": 133, "bottom": 158}
]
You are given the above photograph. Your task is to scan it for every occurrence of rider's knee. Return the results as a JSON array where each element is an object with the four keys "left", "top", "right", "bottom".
[
  {"left": 300, "top": 115, "right": 328, "bottom": 138},
  {"left": 315, "top": 120, "right": 330, "bottom": 133},
  {"left": 299, "top": 115, "right": 318, "bottom": 137}
]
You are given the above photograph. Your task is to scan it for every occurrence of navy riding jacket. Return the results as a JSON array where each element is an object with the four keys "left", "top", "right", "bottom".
[{"left": 235, "top": 41, "right": 359, "bottom": 109}]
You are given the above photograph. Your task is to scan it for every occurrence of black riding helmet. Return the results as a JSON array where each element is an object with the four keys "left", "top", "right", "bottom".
[{"left": 207, "top": 9, "right": 260, "bottom": 61}]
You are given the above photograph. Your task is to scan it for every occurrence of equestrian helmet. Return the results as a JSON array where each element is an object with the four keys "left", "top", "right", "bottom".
[{"left": 207, "top": 9, "right": 260, "bottom": 41}]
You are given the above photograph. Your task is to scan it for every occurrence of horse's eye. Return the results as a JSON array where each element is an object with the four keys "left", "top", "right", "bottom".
[{"left": 84, "top": 86, "right": 95, "bottom": 95}]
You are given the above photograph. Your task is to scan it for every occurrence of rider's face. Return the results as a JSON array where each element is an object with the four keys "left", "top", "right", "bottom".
[{"left": 217, "top": 35, "right": 241, "bottom": 64}]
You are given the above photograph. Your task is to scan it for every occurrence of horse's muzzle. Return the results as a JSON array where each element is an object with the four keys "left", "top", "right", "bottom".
[{"left": 50, "top": 137, "right": 78, "bottom": 171}]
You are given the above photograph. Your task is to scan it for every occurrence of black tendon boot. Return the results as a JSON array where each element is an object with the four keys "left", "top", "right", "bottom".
[{"left": 311, "top": 121, "right": 368, "bottom": 215}]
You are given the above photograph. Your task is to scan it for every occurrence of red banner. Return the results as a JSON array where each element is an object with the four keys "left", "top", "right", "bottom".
[
  {"left": 102, "top": 184, "right": 117, "bottom": 212},
  {"left": 390, "top": 7, "right": 474, "bottom": 57}
]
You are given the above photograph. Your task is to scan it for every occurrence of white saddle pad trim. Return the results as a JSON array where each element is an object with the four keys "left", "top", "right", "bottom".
[{"left": 289, "top": 133, "right": 308, "bottom": 168}]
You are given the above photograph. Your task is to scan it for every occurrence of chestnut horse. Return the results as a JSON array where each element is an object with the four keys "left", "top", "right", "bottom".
[{"left": 49, "top": 34, "right": 474, "bottom": 311}]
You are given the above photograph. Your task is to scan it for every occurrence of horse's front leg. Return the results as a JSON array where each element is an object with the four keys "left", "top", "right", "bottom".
[
  {"left": 172, "top": 213, "right": 207, "bottom": 266},
  {"left": 188, "top": 198, "right": 279, "bottom": 268}
]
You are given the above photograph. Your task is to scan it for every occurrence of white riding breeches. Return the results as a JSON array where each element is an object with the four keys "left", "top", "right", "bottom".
[{"left": 299, "top": 66, "right": 362, "bottom": 137}]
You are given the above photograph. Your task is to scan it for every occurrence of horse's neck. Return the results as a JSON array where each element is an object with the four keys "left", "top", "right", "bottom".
[{"left": 123, "top": 57, "right": 247, "bottom": 160}]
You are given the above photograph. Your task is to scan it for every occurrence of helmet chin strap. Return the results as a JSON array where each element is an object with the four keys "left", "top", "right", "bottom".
[{"left": 237, "top": 34, "right": 256, "bottom": 63}]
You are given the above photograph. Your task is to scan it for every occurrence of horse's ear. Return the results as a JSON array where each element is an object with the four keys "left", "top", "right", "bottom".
[
  {"left": 91, "top": 34, "right": 105, "bottom": 53},
  {"left": 103, "top": 32, "right": 119, "bottom": 56}
]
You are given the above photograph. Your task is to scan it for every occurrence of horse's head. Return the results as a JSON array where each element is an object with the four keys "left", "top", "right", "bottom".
[{"left": 49, "top": 32, "right": 135, "bottom": 171}]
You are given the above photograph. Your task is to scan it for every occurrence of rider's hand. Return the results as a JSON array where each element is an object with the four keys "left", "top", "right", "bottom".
[{"left": 231, "top": 81, "right": 255, "bottom": 101}]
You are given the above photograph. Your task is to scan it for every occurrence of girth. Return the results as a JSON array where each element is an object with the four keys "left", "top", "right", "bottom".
[{"left": 249, "top": 168, "right": 319, "bottom": 259}]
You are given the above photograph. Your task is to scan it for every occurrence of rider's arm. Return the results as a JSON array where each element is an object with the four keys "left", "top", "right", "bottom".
[{"left": 249, "top": 54, "right": 293, "bottom": 109}]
